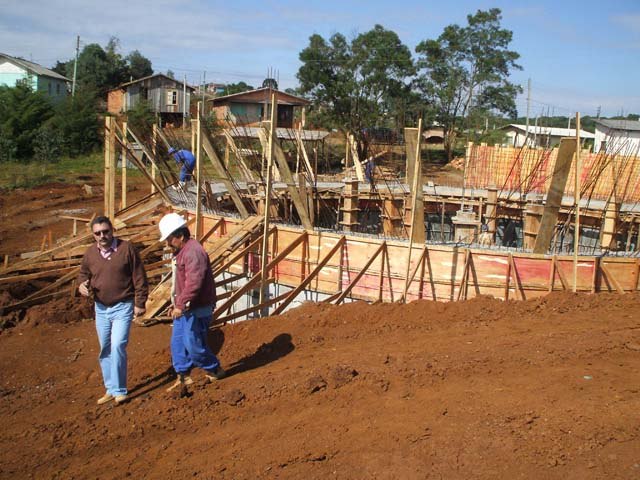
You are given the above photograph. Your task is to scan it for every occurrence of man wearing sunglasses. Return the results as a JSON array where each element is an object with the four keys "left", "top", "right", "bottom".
[{"left": 78, "top": 216, "right": 148, "bottom": 406}]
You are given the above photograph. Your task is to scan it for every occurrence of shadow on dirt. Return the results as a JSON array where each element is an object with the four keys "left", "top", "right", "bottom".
[
  {"left": 128, "top": 366, "right": 175, "bottom": 399},
  {"left": 226, "top": 333, "right": 294, "bottom": 377}
]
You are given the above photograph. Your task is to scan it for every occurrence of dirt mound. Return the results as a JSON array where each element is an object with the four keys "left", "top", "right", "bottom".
[
  {"left": 1, "top": 291, "right": 639, "bottom": 479},
  {"left": 21, "top": 296, "right": 93, "bottom": 328}
]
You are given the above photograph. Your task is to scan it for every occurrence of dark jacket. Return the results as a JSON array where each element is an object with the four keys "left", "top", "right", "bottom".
[{"left": 173, "top": 238, "right": 216, "bottom": 310}]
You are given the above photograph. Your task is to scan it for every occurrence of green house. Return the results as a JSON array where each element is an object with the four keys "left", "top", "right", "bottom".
[{"left": 0, "top": 52, "right": 70, "bottom": 102}]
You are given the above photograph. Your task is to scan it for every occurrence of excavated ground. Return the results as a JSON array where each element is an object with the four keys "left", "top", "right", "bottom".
[
  {"left": 1, "top": 293, "right": 639, "bottom": 479},
  {"left": 1, "top": 172, "right": 639, "bottom": 479}
]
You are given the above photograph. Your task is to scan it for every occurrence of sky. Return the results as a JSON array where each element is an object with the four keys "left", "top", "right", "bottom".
[{"left": 1, "top": 0, "right": 639, "bottom": 118}]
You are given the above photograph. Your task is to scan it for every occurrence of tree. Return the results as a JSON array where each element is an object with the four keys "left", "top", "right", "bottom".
[
  {"left": 166, "top": 70, "right": 175, "bottom": 79},
  {"left": 415, "top": 8, "right": 522, "bottom": 160},
  {"left": 297, "top": 25, "right": 415, "bottom": 159},
  {"left": 223, "top": 81, "right": 254, "bottom": 96},
  {"left": 262, "top": 78, "right": 278, "bottom": 90},
  {"left": 72, "top": 43, "right": 112, "bottom": 95},
  {"left": 126, "top": 99, "right": 155, "bottom": 138},
  {"left": 126, "top": 50, "right": 153, "bottom": 80},
  {"left": 0, "top": 85, "right": 54, "bottom": 159},
  {"left": 51, "top": 89, "right": 101, "bottom": 156}
]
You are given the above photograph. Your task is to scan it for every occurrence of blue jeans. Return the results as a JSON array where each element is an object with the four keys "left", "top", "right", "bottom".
[
  {"left": 95, "top": 300, "right": 134, "bottom": 396},
  {"left": 171, "top": 305, "right": 220, "bottom": 374}
]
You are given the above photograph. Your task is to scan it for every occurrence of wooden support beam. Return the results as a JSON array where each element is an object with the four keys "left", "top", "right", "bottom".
[
  {"left": 331, "top": 241, "right": 386, "bottom": 305},
  {"left": 222, "top": 130, "right": 257, "bottom": 184},
  {"left": 533, "top": 138, "right": 577, "bottom": 253},
  {"left": 272, "top": 236, "right": 346, "bottom": 315},
  {"left": 104, "top": 116, "right": 116, "bottom": 219},
  {"left": 456, "top": 249, "right": 471, "bottom": 301},
  {"left": 348, "top": 134, "right": 365, "bottom": 182},
  {"left": 600, "top": 263, "right": 625, "bottom": 294},
  {"left": 151, "top": 124, "right": 158, "bottom": 194},
  {"left": 215, "top": 286, "right": 289, "bottom": 325},
  {"left": 293, "top": 127, "right": 316, "bottom": 183},
  {"left": 112, "top": 128, "right": 171, "bottom": 203},
  {"left": 213, "top": 227, "right": 274, "bottom": 277},
  {"left": 121, "top": 121, "right": 127, "bottom": 209},
  {"left": 201, "top": 129, "right": 250, "bottom": 218},
  {"left": 257, "top": 126, "right": 314, "bottom": 230},
  {"left": 195, "top": 102, "right": 203, "bottom": 240},
  {"left": 215, "top": 230, "right": 308, "bottom": 319},
  {"left": 403, "top": 120, "right": 425, "bottom": 302}
]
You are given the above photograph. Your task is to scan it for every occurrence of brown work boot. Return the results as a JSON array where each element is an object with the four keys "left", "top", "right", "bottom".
[
  {"left": 166, "top": 374, "right": 194, "bottom": 392},
  {"left": 204, "top": 366, "right": 226, "bottom": 382},
  {"left": 97, "top": 393, "right": 114, "bottom": 405}
]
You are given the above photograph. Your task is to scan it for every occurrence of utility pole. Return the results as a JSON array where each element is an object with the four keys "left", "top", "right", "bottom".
[
  {"left": 201, "top": 71, "right": 206, "bottom": 112},
  {"left": 72, "top": 35, "right": 80, "bottom": 98},
  {"left": 596, "top": 106, "right": 601, "bottom": 119},
  {"left": 525, "top": 78, "right": 531, "bottom": 132},
  {"left": 183, "top": 74, "right": 187, "bottom": 130}
]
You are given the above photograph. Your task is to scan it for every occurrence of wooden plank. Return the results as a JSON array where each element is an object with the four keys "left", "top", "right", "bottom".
[
  {"left": 533, "top": 138, "right": 577, "bottom": 253},
  {"left": 293, "top": 127, "right": 316, "bottom": 183},
  {"left": 272, "top": 236, "right": 345, "bottom": 315},
  {"left": 215, "top": 231, "right": 308, "bottom": 319},
  {"left": 332, "top": 241, "right": 386, "bottom": 305},
  {"left": 222, "top": 130, "right": 258, "bottom": 184},
  {"left": 201, "top": 129, "right": 250, "bottom": 218},
  {"left": 0, "top": 266, "right": 76, "bottom": 285},
  {"left": 258, "top": 126, "right": 314, "bottom": 230},
  {"left": 600, "top": 263, "right": 625, "bottom": 294}
]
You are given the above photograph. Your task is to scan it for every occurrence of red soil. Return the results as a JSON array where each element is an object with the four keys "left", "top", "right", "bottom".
[
  {"left": 1, "top": 175, "right": 639, "bottom": 479},
  {"left": 0, "top": 292, "right": 639, "bottom": 479}
]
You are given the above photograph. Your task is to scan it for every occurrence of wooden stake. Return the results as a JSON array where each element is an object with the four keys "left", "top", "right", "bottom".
[
  {"left": 195, "top": 102, "right": 203, "bottom": 241},
  {"left": 403, "top": 119, "right": 424, "bottom": 302},
  {"left": 573, "top": 112, "right": 581, "bottom": 292},
  {"left": 121, "top": 121, "right": 127, "bottom": 209},
  {"left": 259, "top": 92, "right": 278, "bottom": 310},
  {"left": 151, "top": 124, "right": 158, "bottom": 194}
]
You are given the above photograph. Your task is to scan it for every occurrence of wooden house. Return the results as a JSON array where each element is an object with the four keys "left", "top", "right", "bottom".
[
  {"left": 209, "top": 87, "right": 310, "bottom": 128},
  {"left": 107, "top": 74, "right": 195, "bottom": 126}
]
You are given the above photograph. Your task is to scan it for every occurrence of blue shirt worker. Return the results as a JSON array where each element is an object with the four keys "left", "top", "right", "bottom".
[
  {"left": 169, "top": 148, "right": 196, "bottom": 184},
  {"left": 159, "top": 213, "right": 226, "bottom": 392}
]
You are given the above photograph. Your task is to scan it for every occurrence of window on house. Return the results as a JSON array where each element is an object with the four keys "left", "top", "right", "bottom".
[
  {"left": 167, "top": 90, "right": 178, "bottom": 105},
  {"left": 48, "top": 82, "right": 52, "bottom": 94},
  {"left": 56, "top": 84, "right": 61, "bottom": 94}
]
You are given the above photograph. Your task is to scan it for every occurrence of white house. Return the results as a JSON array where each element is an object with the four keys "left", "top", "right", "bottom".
[
  {"left": 500, "top": 124, "right": 595, "bottom": 148},
  {"left": 593, "top": 119, "right": 640, "bottom": 155}
]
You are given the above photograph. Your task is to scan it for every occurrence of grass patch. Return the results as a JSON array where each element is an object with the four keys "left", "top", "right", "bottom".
[{"left": 0, "top": 152, "right": 146, "bottom": 190}]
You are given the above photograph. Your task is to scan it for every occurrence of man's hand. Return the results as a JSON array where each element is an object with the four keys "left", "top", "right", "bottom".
[
  {"left": 134, "top": 306, "right": 146, "bottom": 317},
  {"left": 78, "top": 280, "right": 90, "bottom": 297},
  {"left": 171, "top": 307, "right": 183, "bottom": 319}
]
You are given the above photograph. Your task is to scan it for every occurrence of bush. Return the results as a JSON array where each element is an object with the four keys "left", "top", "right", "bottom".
[
  {"left": 33, "top": 126, "right": 62, "bottom": 163},
  {"left": 0, "top": 85, "right": 54, "bottom": 159}
]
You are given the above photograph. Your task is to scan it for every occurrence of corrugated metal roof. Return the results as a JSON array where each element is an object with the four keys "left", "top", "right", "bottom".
[
  {"left": 503, "top": 124, "right": 595, "bottom": 139},
  {"left": 226, "top": 127, "right": 330, "bottom": 141},
  {"left": 595, "top": 119, "right": 640, "bottom": 132},
  {"left": 210, "top": 87, "right": 310, "bottom": 105},
  {"left": 0, "top": 53, "right": 69, "bottom": 81},
  {"left": 112, "top": 73, "right": 196, "bottom": 91}
]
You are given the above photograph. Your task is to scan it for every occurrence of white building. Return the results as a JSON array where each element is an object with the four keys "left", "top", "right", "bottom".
[
  {"left": 593, "top": 119, "right": 640, "bottom": 155},
  {"left": 500, "top": 124, "right": 595, "bottom": 148}
]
